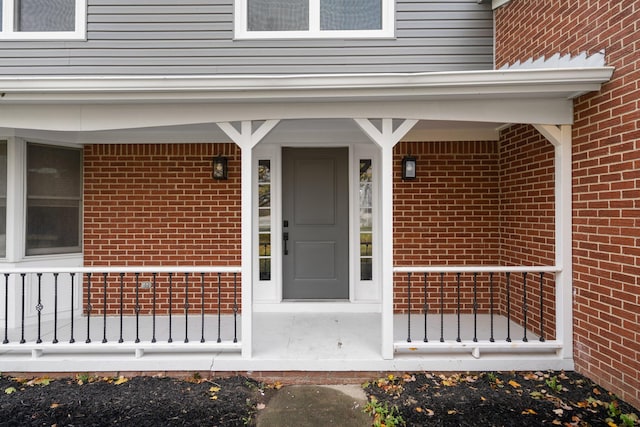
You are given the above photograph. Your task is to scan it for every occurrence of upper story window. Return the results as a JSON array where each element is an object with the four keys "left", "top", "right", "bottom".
[
  {"left": 0, "top": 0, "right": 86, "bottom": 40},
  {"left": 235, "top": 0, "right": 394, "bottom": 39}
]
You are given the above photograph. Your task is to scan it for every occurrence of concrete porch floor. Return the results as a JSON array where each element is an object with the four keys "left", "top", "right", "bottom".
[{"left": 1, "top": 312, "right": 566, "bottom": 373}]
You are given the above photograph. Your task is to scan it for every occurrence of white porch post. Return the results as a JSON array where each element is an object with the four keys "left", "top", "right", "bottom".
[
  {"left": 217, "top": 120, "right": 279, "bottom": 359},
  {"left": 533, "top": 124, "right": 574, "bottom": 364},
  {"left": 354, "top": 118, "right": 417, "bottom": 360}
]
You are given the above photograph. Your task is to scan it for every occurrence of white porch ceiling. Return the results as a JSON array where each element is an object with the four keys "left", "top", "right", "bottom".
[
  {"left": 3, "top": 118, "right": 503, "bottom": 145},
  {"left": 0, "top": 66, "right": 613, "bottom": 135}
]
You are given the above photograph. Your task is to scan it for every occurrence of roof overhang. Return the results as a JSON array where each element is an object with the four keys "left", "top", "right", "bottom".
[{"left": 0, "top": 67, "right": 614, "bottom": 132}]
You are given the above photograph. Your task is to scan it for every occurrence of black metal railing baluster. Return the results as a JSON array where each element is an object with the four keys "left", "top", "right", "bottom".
[
  {"left": 200, "top": 272, "right": 205, "bottom": 343},
  {"left": 217, "top": 272, "right": 222, "bottom": 343},
  {"left": 134, "top": 273, "right": 140, "bottom": 344},
  {"left": 233, "top": 272, "right": 238, "bottom": 343},
  {"left": 522, "top": 272, "right": 529, "bottom": 342},
  {"left": 36, "top": 273, "right": 43, "bottom": 344},
  {"left": 86, "top": 273, "right": 92, "bottom": 343},
  {"left": 489, "top": 272, "right": 495, "bottom": 343},
  {"left": 118, "top": 273, "right": 124, "bottom": 343},
  {"left": 69, "top": 273, "right": 76, "bottom": 344},
  {"left": 406, "top": 272, "right": 412, "bottom": 343},
  {"left": 456, "top": 273, "right": 461, "bottom": 342},
  {"left": 168, "top": 272, "right": 173, "bottom": 343},
  {"left": 423, "top": 272, "right": 428, "bottom": 343},
  {"left": 53, "top": 273, "right": 59, "bottom": 344},
  {"left": 505, "top": 272, "right": 511, "bottom": 343},
  {"left": 20, "top": 273, "right": 25, "bottom": 344},
  {"left": 102, "top": 273, "right": 108, "bottom": 344},
  {"left": 473, "top": 272, "right": 478, "bottom": 343},
  {"left": 3, "top": 274, "right": 9, "bottom": 344},
  {"left": 439, "top": 272, "right": 444, "bottom": 342},
  {"left": 152, "top": 272, "right": 157, "bottom": 343},
  {"left": 539, "top": 272, "right": 545, "bottom": 342},
  {"left": 184, "top": 272, "right": 189, "bottom": 343}
]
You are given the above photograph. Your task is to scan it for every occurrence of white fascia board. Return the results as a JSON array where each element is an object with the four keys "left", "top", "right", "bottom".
[{"left": 0, "top": 67, "right": 614, "bottom": 104}]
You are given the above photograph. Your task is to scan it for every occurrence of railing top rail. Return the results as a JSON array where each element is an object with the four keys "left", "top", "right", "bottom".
[
  {"left": 393, "top": 265, "right": 560, "bottom": 274},
  {"left": 0, "top": 266, "right": 242, "bottom": 275}
]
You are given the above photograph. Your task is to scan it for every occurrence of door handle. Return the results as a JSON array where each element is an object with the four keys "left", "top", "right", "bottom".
[{"left": 283, "top": 232, "right": 289, "bottom": 255}]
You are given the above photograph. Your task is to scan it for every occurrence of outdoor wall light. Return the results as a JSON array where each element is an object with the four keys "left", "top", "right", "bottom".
[
  {"left": 402, "top": 156, "right": 417, "bottom": 180},
  {"left": 212, "top": 156, "right": 228, "bottom": 180}
]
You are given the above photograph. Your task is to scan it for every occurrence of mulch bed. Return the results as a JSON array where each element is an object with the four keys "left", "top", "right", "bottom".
[
  {"left": 364, "top": 371, "right": 639, "bottom": 426},
  {"left": 0, "top": 371, "right": 638, "bottom": 426}
]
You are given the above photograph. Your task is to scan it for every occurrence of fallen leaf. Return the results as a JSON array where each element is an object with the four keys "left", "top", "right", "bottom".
[
  {"left": 425, "top": 408, "right": 434, "bottom": 416},
  {"left": 210, "top": 395, "right": 218, "bottom": 400},
  {"left": 209, "top": 386, "right": 221, "bottom": 393},
  {"left": 28, "top": 377, "right": 51, "bottom": 386},
  {"left": 606, "top": 422, "right": 617, "bottom": 427},
  {"left": 522, "top": 409, "right": 537, "bottom": 415},
  {"left": 4, "top": 387, "right": 17, "bottom": 395},
  {"left": 256, "top": 403, "right": 266, "bottom": 410},
  {"left": 593, "top": 388, "right": 601, "bottom": 395},
  {"left": 50, "top": 403, "right": 60, "bottom": 409},
  {"left": 508, "top": 380, "right": 521, "bottom": 388},
  {"left": 273, "top": 381, "right": 283, "bottom": 390},
  {"left": 113, "top": 376, "right": 128, "bottom": 385},
  {"left": 447, "top": 410, "right": 457, "bottom": 415},
  {"left": 553, "top": 409, "right": 564, "bottom": 416},
  {"left": 415, "top": 407, "right": 423, "bottom": 413},
  {"left": 480, "top": 396, "right": 486, "bottom": 401},
  {"left": 552, "top": 419, "right": 562, "bottom": 425}
]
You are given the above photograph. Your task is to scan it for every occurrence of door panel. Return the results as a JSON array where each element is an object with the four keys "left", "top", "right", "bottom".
[{"left": 282, "top": 147, "right": 349, "bottom": 300}]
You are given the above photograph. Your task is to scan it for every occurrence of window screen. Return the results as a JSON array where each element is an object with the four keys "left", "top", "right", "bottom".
[
  {"left": 321, "top": 0, "right": 382, "bottom": 30},
  {"left": 17, "top": 0, "right": 75, "bottom": 32},
  {"left": 26, "top": 143, "right": 82, "bottom": 255},
  {"left": 248, "top": 0, "right": 308, "bottom": 31}
]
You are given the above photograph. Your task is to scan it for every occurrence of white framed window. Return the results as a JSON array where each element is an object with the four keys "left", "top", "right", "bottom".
[
  {"left": 0, "top": 0, "right": 86, "bottom": 40},
  {"left": 26, "top": 143, "right": 82, "bottom": 256},
  {"left": 235, "top": 0, "right": 394, "bottom": 39}
]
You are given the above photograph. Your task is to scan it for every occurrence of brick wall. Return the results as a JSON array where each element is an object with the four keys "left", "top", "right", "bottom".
[
  {"left": 83, "top": 143, "right": 241, "bottom": 315},
  {"left": 496, "top": 0, "right": 640, "bottom": 409},
  {"left": 498, "top": 124, "right": 557, "bottom": 340},
  {"left": 392, "top": 141, "right": 501, "bottom": 314}
]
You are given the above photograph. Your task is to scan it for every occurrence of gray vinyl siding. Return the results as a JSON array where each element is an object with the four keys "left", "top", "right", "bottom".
[{"left": 0, "top": 0, "right": 493, "bottom": 76}]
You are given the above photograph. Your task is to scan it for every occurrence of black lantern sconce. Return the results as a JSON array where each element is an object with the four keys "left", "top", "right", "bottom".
[
  {"left": 212, "top": 156, "right": 228, "bottom": 180},
  {"left": 402, "top": 156, "right": 417, "bottom": 180}
]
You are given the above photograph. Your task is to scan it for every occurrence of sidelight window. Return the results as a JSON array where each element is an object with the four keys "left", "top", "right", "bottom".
[
  {"left": 257, "top": 160, "right": 271, "bottom": 281},
  {"left": 359, "top": 159, "right": 373, "bottom": 281}
]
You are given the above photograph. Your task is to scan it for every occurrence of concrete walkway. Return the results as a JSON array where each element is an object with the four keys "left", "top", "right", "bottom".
[{"left": 255, "top": 385, "right": 371, "bottom": 426}]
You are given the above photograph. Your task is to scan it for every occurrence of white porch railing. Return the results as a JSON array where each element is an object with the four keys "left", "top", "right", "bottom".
[
  {"left": 1, "top": 267, "right": 242, "bottom": 359},
  {"left": 393, "top": 266, "right": 564, "bottom": 359}
]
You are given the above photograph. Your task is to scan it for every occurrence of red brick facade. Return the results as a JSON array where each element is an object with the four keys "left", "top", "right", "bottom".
[
  {"left": 496, "top": 0, "right": 640, "bottom": 409},
  {"left": 83, "top": 143, "right": 242, "bottom": 314}
]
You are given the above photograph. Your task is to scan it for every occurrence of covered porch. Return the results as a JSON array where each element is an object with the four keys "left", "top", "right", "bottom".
[{"left": 0, "top": 61, "right": 613, "bottom": 372}]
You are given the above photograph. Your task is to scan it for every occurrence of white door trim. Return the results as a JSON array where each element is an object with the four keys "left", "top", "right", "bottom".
[{"left": 252, "top": 141, "right": 382, "bottom": 312}]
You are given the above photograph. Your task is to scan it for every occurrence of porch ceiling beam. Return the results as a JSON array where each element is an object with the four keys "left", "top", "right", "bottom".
[{"left": 0, "top": 99, "right": 573, "bottom": 132}]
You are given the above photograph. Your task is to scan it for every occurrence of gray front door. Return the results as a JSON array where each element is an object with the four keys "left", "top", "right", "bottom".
[{"left": 282, "top": 147, "right": 349, "bottom": 300}]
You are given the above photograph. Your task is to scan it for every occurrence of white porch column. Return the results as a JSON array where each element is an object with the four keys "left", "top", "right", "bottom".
[
  {"left": 533, "top": 124, "right": 573, "bottom": 363},
  {"left": 354, "top": 118, "right": 418, "bottom": 360},
  {"left": 217, "top": 120, "right": 279, "bottom": 359}
]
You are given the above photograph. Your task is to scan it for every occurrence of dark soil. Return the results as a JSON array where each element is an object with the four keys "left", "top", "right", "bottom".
[
  {"left": 0, "top": 371, "right": 638, "bottom": 426},
  {"left": 364, "top": 371, "right": 639, "bottom": 426},
  {"left": 0, "top": 375, "right": 267, "bottom": 427}
]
